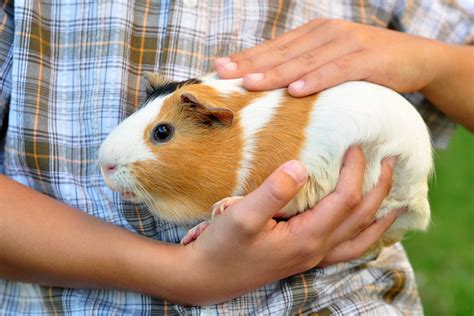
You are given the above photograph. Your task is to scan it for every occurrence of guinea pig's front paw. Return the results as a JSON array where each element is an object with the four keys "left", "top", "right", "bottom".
[
  {"left": 180, "top": 196, "right": 244, "bottom": 245},
  {"left": 180, "top": 221, "right": 211, "bottom": 245},
  {"left": 210, "top": 196, "right": 244, "bottom": 218}
]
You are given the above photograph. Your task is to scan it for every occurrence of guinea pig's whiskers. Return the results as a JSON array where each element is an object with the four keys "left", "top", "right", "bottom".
[
  {"left": 132, "top": 176, "right": 156, "bottom": 209},
  {"left": 134, "top": 181, "right": 151, "bottom": 203}
]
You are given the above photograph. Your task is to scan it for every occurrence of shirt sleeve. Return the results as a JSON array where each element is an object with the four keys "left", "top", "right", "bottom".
[
  {"left": 0, "top": 1, "right": 14, "bottom": 130},
  {"left": 391, "top": 0, "right": 474, "bottom": 45},
  {"left": 389, "top": 0, "right": 474, "bottom": 149}
]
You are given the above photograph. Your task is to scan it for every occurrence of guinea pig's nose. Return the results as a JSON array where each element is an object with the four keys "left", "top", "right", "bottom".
[{"left": 104, "top": 164, "right": 117, "bottom": 175}]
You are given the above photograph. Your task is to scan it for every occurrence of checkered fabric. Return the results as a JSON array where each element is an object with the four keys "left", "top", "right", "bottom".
[{"left": 0, "top": 0, "right": 472, "bottom": 315}]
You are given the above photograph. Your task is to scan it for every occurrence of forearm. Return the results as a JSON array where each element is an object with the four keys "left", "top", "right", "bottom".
[
  {"left": 422, "top": 43, "right": 474, "bottom": 131},
  {"left": 0, "top": 148, "right": 400, "bottom": 307},
  {"left": 0, "top": 175, "right": 187, "bottom": 302}
]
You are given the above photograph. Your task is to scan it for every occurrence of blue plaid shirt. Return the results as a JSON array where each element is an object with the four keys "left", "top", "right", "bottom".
[{"left": 0, "top": 0, "right": 472, "bottom": 315}]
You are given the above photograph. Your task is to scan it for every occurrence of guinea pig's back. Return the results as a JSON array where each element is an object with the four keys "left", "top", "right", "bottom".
[{"left": 287, "top": 81, "right": 432, "bottom": 242}]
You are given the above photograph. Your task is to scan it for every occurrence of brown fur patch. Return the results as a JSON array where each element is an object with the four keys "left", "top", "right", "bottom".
[
  {"left": 243, "top": 92, "right": 318, "bottom": 193},
  {"left": 132, "top": 84, "right": 264, "bottom": 222}
]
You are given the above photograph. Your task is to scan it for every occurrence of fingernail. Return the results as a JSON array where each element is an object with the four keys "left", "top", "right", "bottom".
[
  {"left": 245, "top": 72, "right": 264, "bottom": 83},
  {"left": 220, "top": 61, "right": 237, "bottom": 72},
  {"left": 282, "top": 160, "right": 308, "bottom": 184},
  {"left": 214, "top": 57, "right": 231, "bottom": 65},
  {"left": 385, "top": 157, "right": 397, "bottom": 168},
  {"left": 289, "top": 80, "right": 305, "bottom": 91}
]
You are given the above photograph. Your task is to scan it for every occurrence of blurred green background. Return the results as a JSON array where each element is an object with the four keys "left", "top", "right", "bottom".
[{"left": 403, "top": 127, "right": 473, "bottom": 315}]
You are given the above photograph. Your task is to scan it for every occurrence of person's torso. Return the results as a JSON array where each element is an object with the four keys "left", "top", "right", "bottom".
[{"left": 2, "top": 0, "right": 469, "bottom": 314}]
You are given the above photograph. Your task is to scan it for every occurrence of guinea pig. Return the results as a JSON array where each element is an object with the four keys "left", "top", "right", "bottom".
[{"left": 98, "top": 72, "right": 432, "bottom": 248}]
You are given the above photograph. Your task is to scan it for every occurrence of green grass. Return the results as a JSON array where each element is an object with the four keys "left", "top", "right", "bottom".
[{"left": 403, "top": 127, "right": 474, "bottom": 315}]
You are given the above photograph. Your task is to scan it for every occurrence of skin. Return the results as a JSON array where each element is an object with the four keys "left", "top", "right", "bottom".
[
  {"left": 0, "top": 147, "right": 400, "bottom": 305},
  {"left": 1, "top": 18, "right": 472, "bottom": 306},
  {"left": 181, "top": 153, "right": 403, "bottom": 305},
  {"left": 215, "top": 19, "right": 474, "bottom": 131}
]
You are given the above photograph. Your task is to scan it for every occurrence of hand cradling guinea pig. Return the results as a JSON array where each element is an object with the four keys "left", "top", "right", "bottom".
[{"left": 98, "top": 72, "right": 432, "bottom": 252}]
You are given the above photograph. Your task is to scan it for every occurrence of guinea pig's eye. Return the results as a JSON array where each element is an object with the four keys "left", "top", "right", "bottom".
[{"left": 152, "top": 123, "right": 174, "bottom": 143}]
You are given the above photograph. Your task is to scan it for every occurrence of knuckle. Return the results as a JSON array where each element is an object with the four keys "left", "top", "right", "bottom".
[
  {"left": 345, "top": 31, "right": 366, "bottom": 47},
  {"left": 273, "top": 44, "right": 290, "bottom": 59},
  {"left": 230, "top": 50, "right": 248, "bottom": 63},
  {"left": 267, "top": 66, "right": 284, "bottom": 81},
  {"left": 298, "top": 53, "right": 317, "bottom": 67},
  {"left": 345, "top": 191, "right": 362, "bottom": 209},
  {"left": 238, "top": 57, "right": 257, "bottom": 71},
  {"left": 265, "top": 39, "right": 279, "bottom": 51},
  {"left": 266, "top": 179, "right": 291, "bottom": 205},
  {"left": 228, "top": 52, "right": 241, "bottom": 61},
  {"left": 329, "top": 19, "right": 349, "bottom": 31},
  {"left": 333, "top": 57, "right": 353, "bottom": 73},
  {"left": 229, "top": 211, "right": 252, "bottom": 233},
  {"left": 239, "top": 49, "right": 252, "bottom": 60}
]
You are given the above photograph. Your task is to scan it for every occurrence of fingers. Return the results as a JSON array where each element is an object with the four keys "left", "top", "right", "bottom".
[
  {"left": 288, "top": 150, "right": 398, "bottom": 267},
  {"left": 232, "top": 20, "right": 324, "bottom": 62},
  {"left": 319, "top": 208, "right": 405, "bottom": 266},
  {"left": 217, "top": 22, "right": 335, "bottom": 81},
  {"left": 301, "top": 146, "right": 366, "bottom": 234},
  {"left": 215, "top": 20, "right": 325, "bottom": 77},
  {"left": 226, "top": 160, "right": 307, "bottom": 236},
  {"left": 326, "top": 156, "right": 396, "bottom": 246},
  {"left": 288, "top": 51, "right": 373, "bottom": 97},
  {"left": 214, "top": 18, "right": 382, "bottom": 96},
  {"left": 242, "top": 40, "right": 357, "bottom": 91}
]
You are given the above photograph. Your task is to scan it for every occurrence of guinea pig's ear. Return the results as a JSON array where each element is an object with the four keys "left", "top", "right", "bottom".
[
  {"left": 144, "top": 71, "right": 170, "bottom": 95},
  {"left": 181, "top": 93, "right": 234, "bottom": 127}
]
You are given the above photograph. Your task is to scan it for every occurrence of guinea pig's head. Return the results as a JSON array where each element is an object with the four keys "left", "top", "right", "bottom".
[{"left": 98, "top": 72, "right": 243, "bottom": 223}]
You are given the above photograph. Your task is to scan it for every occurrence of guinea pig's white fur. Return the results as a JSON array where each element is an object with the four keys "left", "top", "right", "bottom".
[{"left": 99, "top": 72, "right": 432, "bottom": 247}]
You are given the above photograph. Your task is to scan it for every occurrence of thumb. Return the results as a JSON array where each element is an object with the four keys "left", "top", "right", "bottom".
[{"left": 230, "top": 160, "right": 308, "bottom": 234}]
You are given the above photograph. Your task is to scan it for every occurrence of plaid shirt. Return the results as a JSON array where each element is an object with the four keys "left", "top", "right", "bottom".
[{"left": 0, "top": 0, "right": 472, "bottom": 315}]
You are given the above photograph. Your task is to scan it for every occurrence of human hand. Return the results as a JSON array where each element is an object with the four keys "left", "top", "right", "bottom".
[
  {"left": 178, "top": 146, "right": 402, "bottom": 305},
  {"left": 214, "top": 19, "right": 441, "bottom": 97}
]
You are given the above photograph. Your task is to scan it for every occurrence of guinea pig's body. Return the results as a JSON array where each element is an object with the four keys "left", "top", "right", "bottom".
[{"left": 99, "top": 73, "right": 432, "bottom": 247}]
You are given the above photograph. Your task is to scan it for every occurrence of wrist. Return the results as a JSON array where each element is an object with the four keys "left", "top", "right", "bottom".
[
  {"left": 119, "top": 237, "right": 192, "bottom": 302},
  {"left": 418, "top": 42, "right": 474, "bottom": 130},
  {"left": 419, "top": 40, "right": 454, "bottom": 93}
]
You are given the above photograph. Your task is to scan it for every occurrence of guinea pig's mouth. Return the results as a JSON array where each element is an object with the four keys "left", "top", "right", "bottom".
[
  {"left": 120, "top": 191, "right": 142, "bottom": 203},
  {"left": 99, "top": 166, "right": 144, "bottom": 203},
  {"left": 122, "top": 191, "right": 136, "bottom": 199}
]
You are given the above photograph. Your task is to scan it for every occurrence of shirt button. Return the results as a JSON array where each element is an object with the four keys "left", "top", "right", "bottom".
[{"left": 183, "top": 0, "right": 198, "bottom": 8}]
